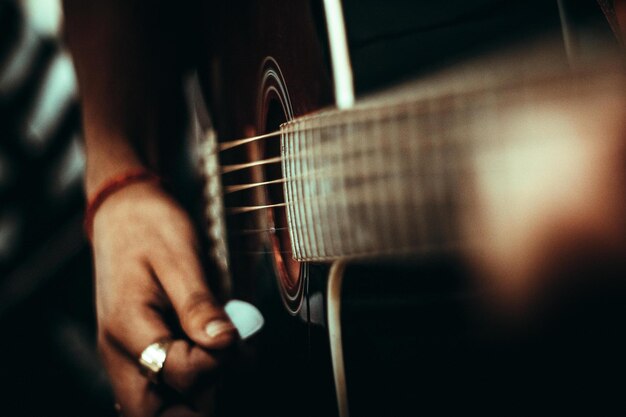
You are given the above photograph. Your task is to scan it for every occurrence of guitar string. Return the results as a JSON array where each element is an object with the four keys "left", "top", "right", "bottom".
[
  {"left": 213, "top": 108, "right": 447, "bottom": 159},
  {"left": 214, "top": 110, "right": 447, "bottom": 193},
  {"left": 212, "top": 97, "right": 498, "bottom": 155},
  {"left": 230, "top": 250, "right": 294, "bottom": 255},
  {"left": 218, "top": 114, "right": 468, "bottom": 224},
  {"left": 221, "top": 193, "right": 466, "bottom": 255},
  {"left": 225, "top": 218, "right": 327, "bottom": 237},
  {"left": 218, "top": 135, "right": 445, "bottom": 175},
  {"left": 219, "top": 146, "right": 469, "bottom": 246},
  {"left": 214, "top": 91, "right": 494, "bottom": 176},
  {"left": 221, "top": 177, "right": 436, "bottom": 243},
  {"left": 222, "top": 177, "right": 458, "bottom": 215},
  {"left": 218, "top": 130, "right": 281, "bottom": 151},
  {"left": 215, "top": 92, "right": 483, "bottom": 228},
  {"left": 220, "top": 166, "right": 464, "bottom": 197},
  {"left": 216, "top": 109, "right": 470, "bottom": 243},
  {"left": 228, "top": 226, "right": 289, "bottom": 236},
  {"left": 221, "top": 156, "right": 283, "bottom": 174},
  {"left": 223, "top": 177, "right": 288, "bottom": 193},
  {"left": 211, "top": 73, "right": 609, "bottom": 258},
  {"left": 212, "top": 98, "right": 467, "bottom": 158},
  {"left": 210, "top": 72, "right": 591, "bottom": 155},
  {"left": 218, "top": 133, "right": 458, "bottom": 254},
  {"left": 213, "top": 107, "right": 425, "bottom": 155}
]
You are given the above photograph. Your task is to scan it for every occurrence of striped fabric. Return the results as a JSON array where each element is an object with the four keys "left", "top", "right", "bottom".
[
  {"left": 0, "top": 3, "right": 114, "bottom": 416},
  {"left": 0, "top": 0, "right": 84, "bottom": 276}
]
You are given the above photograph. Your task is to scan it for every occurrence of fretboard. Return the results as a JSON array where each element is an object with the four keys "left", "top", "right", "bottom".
[{"left": 281, "top": 61, "right": 624, "bottom": 261}]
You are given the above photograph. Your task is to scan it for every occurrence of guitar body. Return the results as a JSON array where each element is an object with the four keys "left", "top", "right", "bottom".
[
  {"left": 195, "top": 3, "right": 476, "bottom": 416},
  {"left": 196, "top": 2, "right": 338, "bottom": 416},
  {"left": 190, "top": 1, "right": 626, "bottom": 416}
]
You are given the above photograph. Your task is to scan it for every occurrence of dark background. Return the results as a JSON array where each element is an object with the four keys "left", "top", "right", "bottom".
[
  {"left": 0, "top": 0, "right": 114, "bottom": 415},
  {"left": 0, "top": 0, "right": 621, "bottom": 416}
]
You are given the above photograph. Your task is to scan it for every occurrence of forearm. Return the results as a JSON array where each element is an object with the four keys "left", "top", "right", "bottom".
[{"left": 62, "top": 0, "right": 188, "bottom": 195}]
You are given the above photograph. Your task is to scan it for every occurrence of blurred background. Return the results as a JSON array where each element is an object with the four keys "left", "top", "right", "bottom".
[
  {"left": 0, "top": 0, "right": 114, "bottom": 415},
  {"left": 0, "top": 0, "right": 623, "bottom": 416}
]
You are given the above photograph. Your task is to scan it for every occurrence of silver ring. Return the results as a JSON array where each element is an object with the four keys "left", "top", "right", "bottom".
[{"left": 138, "top": 338, "right": 172, "bottom": 383}]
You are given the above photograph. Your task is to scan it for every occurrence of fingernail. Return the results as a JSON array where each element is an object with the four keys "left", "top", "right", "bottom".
[{"left": 205, "top": 319, "right": 236, "bottom": 338}]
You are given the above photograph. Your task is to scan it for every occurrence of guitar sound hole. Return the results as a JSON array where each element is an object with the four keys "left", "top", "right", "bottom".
[{"left": 263, "top": 100, "right": 302, "bottom": 308}]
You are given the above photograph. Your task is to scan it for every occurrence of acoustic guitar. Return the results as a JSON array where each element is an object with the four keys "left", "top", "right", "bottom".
[{"left": 186, "top": 1, "right": 626, "bottom": 416}]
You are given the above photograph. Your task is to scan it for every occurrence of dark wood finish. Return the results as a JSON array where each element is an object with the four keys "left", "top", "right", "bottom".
[
  {"left": 196, "top": 1, "right": 336, "bottom": 416},
  {"left": 193, "top": 2, "right": 626, "bottom": 416}
]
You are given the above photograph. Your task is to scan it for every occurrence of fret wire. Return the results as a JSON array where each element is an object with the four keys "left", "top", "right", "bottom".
[
  {"left": 425, "top": 98, "right": 436, "bottom": 245},
  {"left": 285, "top": 126, "right": 299, "bottom": 258},
  {"left": 411, "top": 109, "right": 427, "bottom": 235},
  {"left": 308, "top": 119, "right": 336, "bottom": 253},
  {"left": 448, "top": 95, "right": 464, "bottom": 242},
  {"left": 373, "top": 110, "right": 392, "bottom": 250},
  {"left": 390, "top": 110, "right": 408, "bottom": 248},
  {"left": 285, "top": 122, "right": 295, "bottom": 255},
  {"left": 325, "top": 117, "right": 341, "bottom": 252},
  {"left": 303, "top": 119, "right": 319, "bottom": 257},
  {"left": 295, "top": 119, "right": 308, "bottom": 260},
  {"left": 336, "top": 113, "right": 348, "bottom": 254},
  {"left": 300, "top": 118, "right": 316, "bottom": 258},
  {"left": 359, "top": 112, "right": 375, "bottom": 253},
  {"left": 346, "top": 111, "right": 358, "bottom": 252},
  {"left": 433, "top": 97, "right": 446, "bottom": 245},
  {"left": 313, "top": 116, "right": 327, "bottom": 257},
  {"left": 428, "top": 98, "right": 441, "bottom": 244}
]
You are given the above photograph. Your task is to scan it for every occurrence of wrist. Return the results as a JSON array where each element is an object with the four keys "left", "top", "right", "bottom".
[
  {"left": 85, "top": 156, "right": 146, "bottom": 197},
  {"left": 84, "top": 169, "right": 161, "bottom": 240},
  {"left": 83, "top": 130, "right": 152, "bottom": 197}
]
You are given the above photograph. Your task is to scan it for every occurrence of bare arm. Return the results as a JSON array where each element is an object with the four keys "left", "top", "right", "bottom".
[
  {"left": 64, "top": 0, "right": 189, "bottom": 191},
  {"left": 63, "top": 2, "right": 234, "bottom": 416}
]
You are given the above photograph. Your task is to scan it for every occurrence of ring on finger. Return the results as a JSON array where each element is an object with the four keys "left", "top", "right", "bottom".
[{"left": 138, "top": 338, "right": 173, "bottom": 384}]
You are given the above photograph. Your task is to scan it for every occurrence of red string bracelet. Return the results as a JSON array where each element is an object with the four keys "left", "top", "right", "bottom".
[{"left": 84, "top": 169, "right": 161, "bottom": 241}]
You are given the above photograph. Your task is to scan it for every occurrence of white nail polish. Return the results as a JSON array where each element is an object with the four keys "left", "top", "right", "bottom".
[
  {"left": 224, "top": 299, "right": 264, "bottom": 340},
  {"left": 205, "top": 319, "right": 235, "bottom": 338}
]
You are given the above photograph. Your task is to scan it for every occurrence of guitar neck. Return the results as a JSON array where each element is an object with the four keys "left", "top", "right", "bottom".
[{"left": 281, "top": 62, "right": 624, "bottom": 261}]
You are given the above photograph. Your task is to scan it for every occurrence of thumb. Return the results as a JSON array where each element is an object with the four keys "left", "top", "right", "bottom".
[
  {"left": 151, "top": 250, "right": 237, "bottom": 349},
  {"left": 178, "top": 290, "right": 238, "bottom": 349}
]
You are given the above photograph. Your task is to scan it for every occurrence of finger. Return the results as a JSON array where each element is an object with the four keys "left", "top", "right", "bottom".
[
  {"left": 101, "top": 341, "right": 202, "bottom": 417},
  {"left": 104, "top": 298, "right": 226, "bottom": 395},
  {"left": 161, "top": 340, "right": 228, "bottom": 394},
  {"left": 150, "top": 243, "right": 237, "bottom": 349},
  {"left": 103, "top": 293, "right": 171, "bottom": 360}
]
